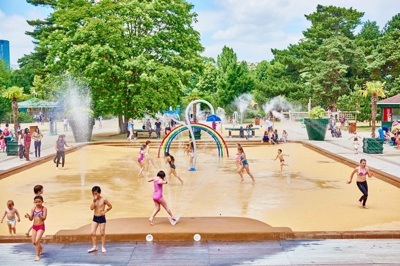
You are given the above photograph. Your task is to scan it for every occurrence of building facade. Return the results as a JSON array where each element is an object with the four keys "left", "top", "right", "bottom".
[{"left": 0, "top": 40, "right": 10, "bottom": 69}]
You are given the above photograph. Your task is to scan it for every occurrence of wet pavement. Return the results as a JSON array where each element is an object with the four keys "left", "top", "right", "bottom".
[{"left": 1, "top": 239, "right": 400, "bottom": 265}]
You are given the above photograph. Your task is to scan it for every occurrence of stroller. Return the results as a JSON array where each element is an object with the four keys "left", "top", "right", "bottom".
[{"left": 331, "top": 126, "right": 342, "bottom": 138}]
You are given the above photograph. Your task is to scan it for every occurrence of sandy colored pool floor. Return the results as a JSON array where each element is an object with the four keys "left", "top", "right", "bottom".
[{"left": 0, "top": 142, "right": 399, "bottom": 236}]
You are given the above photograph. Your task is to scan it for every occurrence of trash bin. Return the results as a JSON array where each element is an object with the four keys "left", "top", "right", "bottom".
[
  {"left": 6, "top": 140, "right": 18, "bottom": 156},
  {"left": 348, "top": 122, "right": 357, "bottom": 133},
  {"left": 30, "top": 125, "right": 37, "bottom": 135}
]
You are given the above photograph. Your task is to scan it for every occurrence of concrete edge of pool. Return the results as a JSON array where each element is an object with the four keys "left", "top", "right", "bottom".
[{"left": 0, "top": 217, "right": 399, "bottom": 243}]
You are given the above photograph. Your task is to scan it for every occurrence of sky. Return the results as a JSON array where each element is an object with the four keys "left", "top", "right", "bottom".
[{"left": 0, "top": 0, "right": 399, "bottom": 68}]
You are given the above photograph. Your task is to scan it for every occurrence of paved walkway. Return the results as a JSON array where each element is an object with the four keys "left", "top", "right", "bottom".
[
  {"left": 1, "top": 239, "right": 400, "bottom": 265},
  {"left": 0, "top": 119, "right": 399, "bottom": 265}
]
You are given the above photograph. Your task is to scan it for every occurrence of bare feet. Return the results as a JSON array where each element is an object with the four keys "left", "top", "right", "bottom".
[
  {"left": 149, "top": 218, "right": 154, "bottom": 226},
  {"left": 251, "top": 180, "right": 255, "bottom": 185},
  {"left": 35, "top": 255, "right": 41, "bottom": 261},
  {"left": 101, "top": 246, "right": 106, "bottom": 253},
  {"left": 240, "top": 179, "right": 245, "bottom": 184},
  {"left": 87, "top": 247, "right": 98, "bottom": 253}
]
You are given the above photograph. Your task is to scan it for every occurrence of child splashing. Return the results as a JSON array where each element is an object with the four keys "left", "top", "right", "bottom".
[
  {"left": 25, "top": 195, "right": 47, "bottom": 261},
  {"left": 148, "top": 170, "right": 178, "bottom": 226}
]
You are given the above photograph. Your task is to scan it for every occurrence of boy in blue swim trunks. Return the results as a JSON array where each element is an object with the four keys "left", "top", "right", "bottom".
[{"left": 88, "top": 186, "right": 112, "bottom": 254}]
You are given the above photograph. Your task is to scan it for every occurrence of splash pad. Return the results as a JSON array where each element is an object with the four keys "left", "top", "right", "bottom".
[{"left": 1, "top": 139, "right": 399, "bottom": 242}]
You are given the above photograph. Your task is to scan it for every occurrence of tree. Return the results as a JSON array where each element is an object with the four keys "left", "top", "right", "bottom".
[
  {"left": 1, "top": 86, "right": 25, "bottom": 136},
  {"left": 30, "top": 0, "right": 204, "bottom": 133},
  {"left": 216, "top": 46, "right": 254, "bottom": 111},
  {"left": 360, "top": 81, "right": 386, "bottom": 138},
  {"left": 303, "top": 4, "right": 364, "bottom": 42},
  {"left": 0, "top": 61, "right": 12, "bottom": 120}
]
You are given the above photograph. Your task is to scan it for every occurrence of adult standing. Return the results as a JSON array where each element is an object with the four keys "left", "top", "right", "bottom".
[
  {"left": 18, "top": 131, "right": 24, "bottom": 159},
  {"left": 63, "top": 117, "right": 68, "bottom": 132},
  {"left": 54, "top": 135, "right": 70, "bottom": 170},
  {"left": 126, "top": 118, "right": 134, "bottom": 141},
  {"left": 32, "top": 127, "right": 43, "bottom": 158},
  {"left": 3, "top": 123, "right": 11, "bottom": 147},
  {"left": 23, "top": 128, "right": 32, "bottom": 161},
  {"left": 348, "top": 159, "right": 373, "bottom": 208},
  {"left": 145, "top": 119, "right": 153, "bottom": 138},
  {"left": 154, "top": 118, "right": 162, "bottom": 139}
]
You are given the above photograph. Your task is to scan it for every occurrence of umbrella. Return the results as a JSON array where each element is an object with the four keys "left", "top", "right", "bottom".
[{"left": 206, "top": 114, "right": 222, "bottom": 122}]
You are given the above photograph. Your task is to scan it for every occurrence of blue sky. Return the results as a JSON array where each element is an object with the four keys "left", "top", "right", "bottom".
[{"left": 1, "top": 0, "right": 399, "bottom": 67}]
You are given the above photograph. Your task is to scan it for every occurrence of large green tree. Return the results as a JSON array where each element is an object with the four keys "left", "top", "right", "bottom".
[
  {"left": 216, "top": 46, "right": 254, "bottom": 111},
  {"left": 30, "top": 0, "right": 203, "bottom": 132}
]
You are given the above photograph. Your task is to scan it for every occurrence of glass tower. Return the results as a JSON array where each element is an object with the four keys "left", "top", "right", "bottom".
[{"left": 0, "top": 40, "right": 10, "bottom": 69}]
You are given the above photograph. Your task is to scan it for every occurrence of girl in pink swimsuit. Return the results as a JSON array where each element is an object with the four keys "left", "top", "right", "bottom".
[
  {"left": 24, "top": 195, "right": 47, "bottom": 261},
  {"left": 148, "top": 170, "right": 176, "bottom": 226},
  {"left": 137, "top": 145, "right": 145, "bottom": 177}
]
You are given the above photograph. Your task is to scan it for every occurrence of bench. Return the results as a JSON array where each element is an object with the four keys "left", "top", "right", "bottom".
[
  {"left": 225, "top": 127, "right": 259, "bottom": 138},
  {"left": 133, "top": 129, "right": 150, "bottom": 139}
]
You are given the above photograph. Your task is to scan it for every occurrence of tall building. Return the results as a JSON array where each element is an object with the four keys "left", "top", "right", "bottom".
[{"left": 0, "top": 40, "right": 10, "bottom": 69}]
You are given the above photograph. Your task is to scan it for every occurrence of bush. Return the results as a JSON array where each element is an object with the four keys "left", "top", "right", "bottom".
[
  {"left": 309, "top": 106, "right": 326, "bottom": 119},
  {"left": 18, "top": 112, "right": 34, "bottom": 123}
]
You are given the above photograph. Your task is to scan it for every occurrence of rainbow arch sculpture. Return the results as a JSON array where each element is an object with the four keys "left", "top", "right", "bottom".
[{"left": 157, "top": 123, "right": 229, "bottom": 158}]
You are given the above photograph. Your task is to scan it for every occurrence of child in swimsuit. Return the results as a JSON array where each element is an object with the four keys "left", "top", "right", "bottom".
[
  {"left": 144, "top": 140, "right": 157, "bottom": 170},
  {"left": 148, "top": 170, "right": 177, "bottom": 226},
  {"left": 348, "top": 132, "right": 361, "bottom": 154},
  {"left": 88, "top": 186, "right": 112, "bottom": 253},
  {"left": 164, "top": 152, "right": 183, "bottom": 184},
  {"left": 137, "top": 145, "right": 146, "bottom": 177},
  {"left": 348, "top": 159, "right": 373, "bottom": 208},
  {"left": 274, "top": 149, "right": 289, "bottom": 171},
  {"left": 26, "top": 185, "right": 44, "bottom": 237},
  {"left": 1, "top": 200, "right": 21, "bottom": 236},
  {"left": 237, "top": 147, "right": 255, "bottom": 184},
  {"left": 24, "top": 195, "right": 47, "bottom": 261}
]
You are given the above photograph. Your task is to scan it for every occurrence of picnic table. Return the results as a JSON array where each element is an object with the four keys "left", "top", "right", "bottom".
[
  {"left": 225, "top": 127, "right": 259, "bottom": 138},
  {"left": 133, "top": 128, "right": 150, "bottom": 138}
]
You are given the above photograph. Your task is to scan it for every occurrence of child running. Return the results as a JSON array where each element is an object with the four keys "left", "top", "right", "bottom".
[
  {"left": 164, "top": 152, "right": 183, "bottom": 184},
  {"left": 137, "top": 145, "right": 146, "bottom": 177},
  {"left": 88, "top": 186, "right": 112, "bottom": 253},
  {"left": 144, "top": 140, "right": 157, "bottom": 170},
  {"left": 148, "top": 170, "right": 177, "bottom": 226},
  {"left": 237, "top": 147, "right": 255, "bottom": 184},
  {"left": 26, "top": 185, "right": 43, "bottom": 237},
  {"left": 348, "top": 131, "right": 362, "bottom": 154},
  {"left": 24, "top": 195, "right": 47, "bottom": 261},
  {"left": 348, "top": 159, "right": 373, "bottom": 208},
  {"left": 274, "top": 149, "right": 289, "bottom": 171},
  {"left": 1, "top": 200, "right": 21, "bottom": 236}
]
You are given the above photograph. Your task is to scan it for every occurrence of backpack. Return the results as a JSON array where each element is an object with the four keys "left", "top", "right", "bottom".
[{"left": 3, "top": 128, "right": 9, "bottom": 136}]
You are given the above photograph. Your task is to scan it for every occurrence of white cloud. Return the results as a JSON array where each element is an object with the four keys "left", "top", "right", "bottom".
[
  {"left": 194, "top": 0, "right": 400, "bottom": 62},
  {"left": 0, "top": 9, "right": 48, "bottom": 68}
]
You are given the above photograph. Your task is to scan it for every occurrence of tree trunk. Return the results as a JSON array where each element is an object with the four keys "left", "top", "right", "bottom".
[
  {"left": 12, "top": 97, "right": 19, "bottom": 140},
  {"left": 371, "top": 93, "right": 377, "bottom": 138},
  {"left": 118, "top": 115, "right": 126, "bottom": 134}
]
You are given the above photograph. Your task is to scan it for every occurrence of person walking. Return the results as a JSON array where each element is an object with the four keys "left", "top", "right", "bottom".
[
  {"left": 32, "top": 127, "right": 43, "bottom": 158},
  {"left": 54, "top": 135, "right": 70, "bottom": 169},
  {"left": 23, "top": 128, "right": 32, "bottom": 161}
]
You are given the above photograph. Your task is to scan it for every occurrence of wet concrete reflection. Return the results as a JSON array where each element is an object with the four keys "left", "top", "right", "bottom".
[{"left": 1, "top": 143, "right": 399, "bottom": 236}]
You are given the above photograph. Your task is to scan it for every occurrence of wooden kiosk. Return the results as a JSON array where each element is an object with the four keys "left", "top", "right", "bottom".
[{"left": 377, "top": 94, "right": 400, "bottom": 130}]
